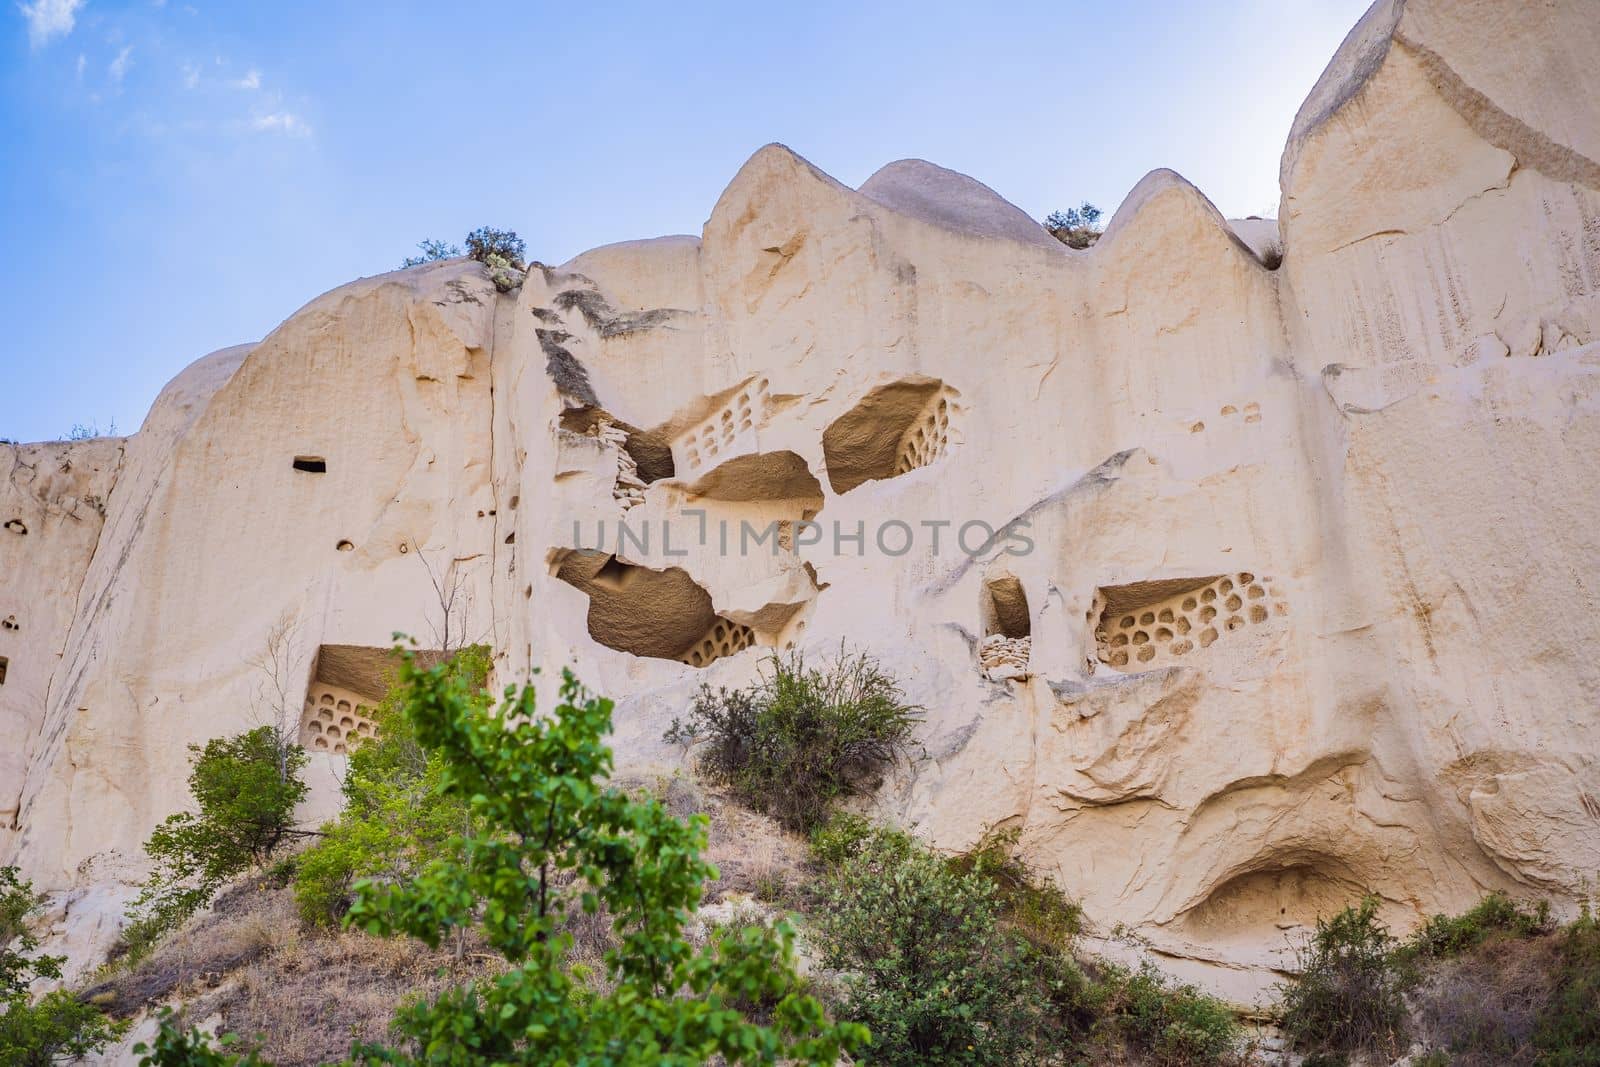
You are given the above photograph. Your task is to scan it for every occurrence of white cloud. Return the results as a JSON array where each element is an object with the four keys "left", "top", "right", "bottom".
[
  {"left": 18, "top": 0, "right": 84, "bottom": 48},
  {"left": 74, "top": 51, "right": 84, "bottom": 77},
  {"left": 181, "top": 61, "right": 198, "bottom": 88},
  {"left": 251, "top": 111, "right": 309, "bottom": 136},
  {"left": 230, "top": 68, "right": 259, "bottom": 90},
  {"left": 107, "top": 43, "right": 131, "bottom": 83}
]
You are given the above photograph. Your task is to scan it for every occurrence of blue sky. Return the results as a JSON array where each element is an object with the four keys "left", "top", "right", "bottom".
[{"left": 0, "top": 0, "right": 1371, "bottom": 444}]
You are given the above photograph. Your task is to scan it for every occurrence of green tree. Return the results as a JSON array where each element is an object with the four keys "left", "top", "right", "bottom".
[
  {"left": 338, "top": 653, "right": 864, "bottom": 1064},
  {"left": 0, "top": 867, "right": 125, "bottom": 1065},
  {"left": 124, "top": 728, "right": 308, "bottom": 960},
  {"left": 148, "top": 651, "right": 863, "bottom": 1065},
  {"left": 293, "top": 648, "right": 489, "bottom": 927}
]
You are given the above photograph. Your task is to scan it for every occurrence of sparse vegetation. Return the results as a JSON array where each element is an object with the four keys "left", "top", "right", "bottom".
[
  {"left": 122, "top": 726, "right": 308, "bottom": 963},
  {"left": 949, "top": 825, "right": 1083, "bottom": 948},
  {"left": 1280, "top": 889, "right": 1598, "bottom": 1066},
  {"left": 664, "top": 647, "right": 921, "bottom": 833},
  {"left": 1, "top": 866, "right": 126, "bottom": 1064},
  {"left": 398, "top": 238, "right": 460, "bottom": 268},
  {"left": 1046, "top": 201, "right": 1104, "bottom": 249},
  {"left": 400, "top": 227, "right": 526, "bottom": 290},
  {"left": 1406, "top": 891, "right": 1553, "bottom": 962},
  {"left": 61, "top": 420, "right": 117, "bottom": 441},
  {"left": 141, "top": 649, "right": 866, "bottom": 1065}
]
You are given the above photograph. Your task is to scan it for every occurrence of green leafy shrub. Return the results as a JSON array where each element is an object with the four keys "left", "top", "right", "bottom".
[
  {"left": 123, "top": 727, "right": 307, "bottom": 961},
  {"left": 1, "top": 866, "right": 126, "bottom": 1064},
  {"left": 399, "top": 238, "right": 461, "bottom": 268},
  {"left": 815, "top": 829, "right": 1038, "bottom": 1065},
  {"left": 1092, "top": 960, "right": 1240, "bottom": 1067},
  {"left": 463, "top": 226, "right": 525, "bottom": 269},
  {"left": 1045, "top": 202, "right": 1104, "bottom": 249},
  {"left": 807, "top": 810, "right": 879, "bottom": 867},
  {"left": 1279, "top": 896, "right": 1406, "bottom": 1060},
  {"left": 1406, "top": 891, "right": 1553, "bottom": 961},
  {"left": 950, "top": 826, "right": 1082, "bottom": 949},
  {"left": 815, "top": 825, "right": 1236, "bottom": 1065},
  {"left": 1533, "top": 905, "right": 1600, "bottom": 1065},
  {"left": 292, "top": 647, "right": 488, "bottom": 926},
  {"left": 665, "top": 648, "right": 921, "bottom": 832}
]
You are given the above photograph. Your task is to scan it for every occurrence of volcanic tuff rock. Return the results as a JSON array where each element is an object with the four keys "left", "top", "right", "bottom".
[{"left": 5, "top": 0, "right": 1600, "bottom": 998}]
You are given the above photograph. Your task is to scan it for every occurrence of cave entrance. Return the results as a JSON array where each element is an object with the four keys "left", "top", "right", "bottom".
[{"left": 821, "top": 378, "right": 956, "bottom": 494}]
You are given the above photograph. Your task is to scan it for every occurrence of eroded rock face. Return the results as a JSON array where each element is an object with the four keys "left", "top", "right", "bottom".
[{"left": 4, "top": 0, "right": 1599, "bottom": 999}]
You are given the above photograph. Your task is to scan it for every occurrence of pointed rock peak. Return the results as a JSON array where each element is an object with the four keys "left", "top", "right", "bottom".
[
  {"left": 714, "top": 144, "right": 854, "bottom": 206},
  {"left": 858, "top": 159, "right": 1059, "bottom": 250},
  {"left": 1103, "top": 170, "right": 1220, "bottom": 235},
  {"left": 1097, "top": 169, "right": 1262, "bottom": 262},
  {"left": 1282, "top": 0, "right": 1404, "bottom": 184}
]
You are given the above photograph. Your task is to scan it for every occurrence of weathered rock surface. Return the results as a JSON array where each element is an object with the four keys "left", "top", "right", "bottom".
[{"left": 4, "top": 0, "right": 1599, "bottom": 1000}]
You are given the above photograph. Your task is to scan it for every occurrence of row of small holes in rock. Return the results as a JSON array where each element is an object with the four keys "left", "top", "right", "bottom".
[
  {"left": 1097, "top": 573, "right": 1285, "bottom": 668},
  {"left": 682, "top": 619, "right": 756, "bottom": 668},
  {"left": 681, "top": 380, "right": 771, "bottom": 473}
]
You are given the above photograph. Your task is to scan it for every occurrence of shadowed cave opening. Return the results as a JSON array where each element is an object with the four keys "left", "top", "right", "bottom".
[
  {"left": 821, "top": 378, "right": 956, "bottom": 494},
  {"left": 560, "top": 407, "right": 675, "bottom": 483},
  {"left": 292, "top": 456, "right": 328, "bottom": 474},
  {"left": 1176, "top": 860, "right": 1376, "bottom": 944},
  {"left": 3, "top": 519, "right": 26, "bottom": 535},
  {"left": 552, "top": 550, "right": 754, "bottom": 668},
  {"left": 300, "top": 644, "right": 449, "bottom": 755},
  {"left": 982, "top": 575, "right": 1031, "bottom": 639},
  {"left": 0, "top": 656, "right": 8, "bottom": 685}
]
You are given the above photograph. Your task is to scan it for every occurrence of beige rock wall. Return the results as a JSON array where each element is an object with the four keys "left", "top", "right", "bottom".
[{"left": 5, "top": 0, "right": 1598, "bottom": 999}]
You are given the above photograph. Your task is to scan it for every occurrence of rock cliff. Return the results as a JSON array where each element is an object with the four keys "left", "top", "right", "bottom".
[{"left": 4, "top": 0, "right": 1599, "bottom": 999}]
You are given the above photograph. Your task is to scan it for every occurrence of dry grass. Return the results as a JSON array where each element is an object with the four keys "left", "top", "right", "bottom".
[
  {"left": 89, "top": 873, "right": 502, "bottom": 1066},
  {"left": 618, "top": 772, "right": 812, "bottom": 907},
  {"left": 1407, "top": 932, "right": 1563, "bottom": 1066},
  {"left": 86, "top": 875, "right": 293, "bottom": 1016}
]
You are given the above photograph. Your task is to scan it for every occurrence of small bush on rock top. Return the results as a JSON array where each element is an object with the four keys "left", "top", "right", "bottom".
[
  {"left": 664, "top": 647, "right": 921, "bottom": 833},
  {"left": 1046, "top": 201, "right": 1104, "bottom": 249},
  {"left": 399, "top": 238, "right": 461, "bottom": 268},
  {"left": 463, "top": 226, "right": 526, "bottom": 269}
]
